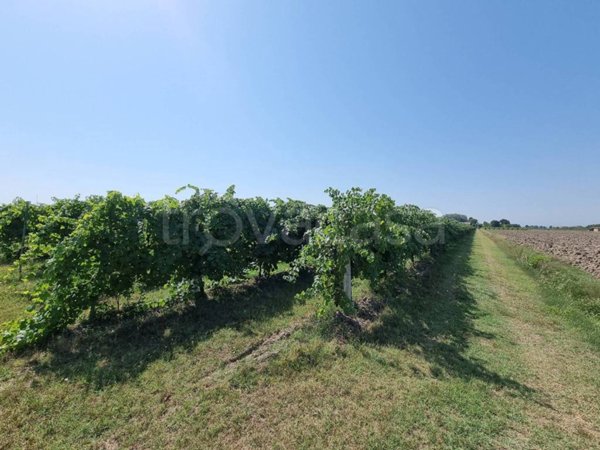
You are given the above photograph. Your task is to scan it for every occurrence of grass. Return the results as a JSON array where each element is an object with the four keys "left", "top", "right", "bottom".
[
  {"left": 1, "top": 232, "right": 599, "bottom": 448},
  {"left": 486, "top": 230, "right": 600, "bottom": 349},
  {"left": 0, "top": 264, "right": 34, "bottom": 324}
]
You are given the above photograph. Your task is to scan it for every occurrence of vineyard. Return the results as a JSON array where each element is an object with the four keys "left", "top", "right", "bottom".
[
  {"left": 2, "top": 189, "right": 600, "bottom": 449},
  {"left": 0, "top": 186, "right": 471, "bottom": 352}
]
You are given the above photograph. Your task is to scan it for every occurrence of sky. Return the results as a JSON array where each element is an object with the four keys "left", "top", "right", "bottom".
[{"left": 1, "top": 1, "right": 599, "bottom": 226}]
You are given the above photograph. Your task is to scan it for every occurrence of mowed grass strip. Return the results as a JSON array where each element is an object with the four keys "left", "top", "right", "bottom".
[
  {"left": 486, "top": 230, "right": 600, "bottom": 349},
  {"left": 474, "top": 232, "right": 600, "bottom": 447},
  {"left": 1, "top": 232, "right": 599, "bottom": 449}
]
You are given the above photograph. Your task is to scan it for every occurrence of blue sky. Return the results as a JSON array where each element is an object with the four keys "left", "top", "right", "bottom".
[{"left": 1, "top": 1, "right": 599, "bottom": 226}]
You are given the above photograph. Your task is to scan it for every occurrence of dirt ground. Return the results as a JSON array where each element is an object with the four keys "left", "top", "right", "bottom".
[{"left": 495, "top": 230, "right": 600, "bottom": 278}]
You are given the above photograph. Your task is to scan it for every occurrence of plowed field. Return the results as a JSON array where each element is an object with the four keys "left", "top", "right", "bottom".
[{"left": 496, "top": 230, "right": 600, "bottom": 278}]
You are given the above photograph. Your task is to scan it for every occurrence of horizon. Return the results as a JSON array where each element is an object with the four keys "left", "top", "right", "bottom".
[
  {"left": 1, "top": 1, "right": 599, "bottom": 227},
  {"left": 4, "top": 186, "right": 598, "bottom": 229}
]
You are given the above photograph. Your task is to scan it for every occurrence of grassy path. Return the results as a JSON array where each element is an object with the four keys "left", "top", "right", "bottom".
[
  {"left": 471, "top": 232, "right": 600, "bottom": 448},
  {"left": 1, "top": 231, "right": 599, "bottom": 448}
]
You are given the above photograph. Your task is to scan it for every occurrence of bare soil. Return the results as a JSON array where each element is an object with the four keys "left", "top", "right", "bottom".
[{"left": 496, "top": 230, "right": 600, "bottom": 278}]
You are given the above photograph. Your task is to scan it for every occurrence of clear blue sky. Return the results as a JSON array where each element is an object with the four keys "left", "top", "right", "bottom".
[{"left": 1, "top": 1, "right": 599, "bottom": 226}]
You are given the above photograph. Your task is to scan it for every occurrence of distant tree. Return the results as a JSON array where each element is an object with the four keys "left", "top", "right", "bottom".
[
  {"left": 483, "top": 221, "right": 490, "bottom": 228},
  {"left": 468, "top": 217, "right": 478, "bottom": 226},
  {"left": 490, "top": 220, "right": 500, "bottom": 228},
  {"left": 444, "top": 213, "right": 469, "bottom": 223},
  {"left": 499, "top": 219, "right": 510, "bottom": 226}
]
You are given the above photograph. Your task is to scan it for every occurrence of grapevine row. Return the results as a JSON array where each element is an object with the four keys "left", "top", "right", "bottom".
[{"left": 0, "top": 186, "right": 473, "bottom": 351}]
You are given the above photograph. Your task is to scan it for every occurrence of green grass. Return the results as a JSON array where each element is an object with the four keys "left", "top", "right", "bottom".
[
  {"left": 486, "top": 231, "right": 600, "bottom": 349},
  {"left": 0, "top": 264, "right": 34, "bottom": 324},
  {"left": 1, "top": 232, "right": 599, "bottom": 448}
]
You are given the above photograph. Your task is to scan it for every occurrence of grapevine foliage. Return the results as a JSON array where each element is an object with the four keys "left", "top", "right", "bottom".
[
  {"left": 0, "top": 199, "right": 43, "bottom": 263},
  {"left": 294, "top": 188, "right": 473, "bottom": 312},
  {"left": 0, "top": 188, "right": 323, "bottom": 351},
  {"left": 1, "top": 193, "right": 151, "bottom": 349},
  {"left": 0, "top": 186, "right": 472, "bottom": 351}
]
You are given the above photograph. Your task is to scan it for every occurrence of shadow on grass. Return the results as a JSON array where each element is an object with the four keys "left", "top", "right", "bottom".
[
  {"left": 27, "top": 273, "right": 312, "bottom": 389},
  {"left": 363, "top": 233, "right": 536, "bottom": 397}
]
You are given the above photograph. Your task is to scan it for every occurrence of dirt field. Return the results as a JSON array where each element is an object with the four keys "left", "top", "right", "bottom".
[{"left": 495, "top": 230, "right": 600, "bottom": 278}]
